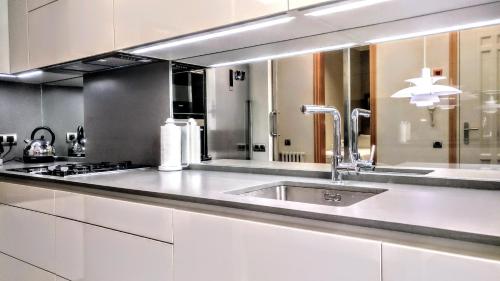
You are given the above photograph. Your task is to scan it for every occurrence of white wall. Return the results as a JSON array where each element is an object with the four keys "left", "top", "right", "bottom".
[
  {"left": 376, "top": 34, "right": 451, "bottom": 166},
  {"left": 249, "top": 61, "right": 272, "bottom": 161},
  {"left": 274, "top": 54, "right": 314, "bottom": 162}
]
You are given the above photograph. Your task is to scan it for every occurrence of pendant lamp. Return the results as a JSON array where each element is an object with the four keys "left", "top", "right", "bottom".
[{"left": 391, "top": 36, "right": 461, "bottom": 107}]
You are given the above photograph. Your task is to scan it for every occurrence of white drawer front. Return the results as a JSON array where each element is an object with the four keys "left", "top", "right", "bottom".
[
  {"left": 55, "top": 218, "right": 173, "bottom": 281},
  {"left": 0, "top": 181, "right": 54, "bottom": 214},
  {"left": 0, "top": 204, "right": 55, "bottom": 272},
  {"left": 383, "top": 243, "right": 500, "bottom": 281},
  {"left": 0, "top": 252, "right": 56, "bottom": 281},
  {"left": 174, "top": 210, "right": 381, "bottom": 281},
  {"left": 55, "top": 191, "right": 173, "bottom": 243}
]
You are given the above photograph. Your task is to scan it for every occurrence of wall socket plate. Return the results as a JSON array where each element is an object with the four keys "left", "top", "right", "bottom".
[
  {"left": 0, "top": 134, "right": 17, "bottom": 146},
  {"left": 66, "top": 132, "right": 77, "bottom": 143}
]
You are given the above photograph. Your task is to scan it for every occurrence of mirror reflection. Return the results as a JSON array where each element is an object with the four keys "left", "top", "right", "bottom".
[{"left": 204, "top": 24, "right": 500, "bottom": 169}]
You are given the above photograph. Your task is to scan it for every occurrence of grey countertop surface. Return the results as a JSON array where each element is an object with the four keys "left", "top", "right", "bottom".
[{"left": 1, "top": 160, "right": 500, "bottom": 246}]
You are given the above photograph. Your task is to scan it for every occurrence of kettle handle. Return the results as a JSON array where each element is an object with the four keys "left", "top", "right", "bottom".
[{"left": 30, "top": 126, "right": 56, "bottom": 146}]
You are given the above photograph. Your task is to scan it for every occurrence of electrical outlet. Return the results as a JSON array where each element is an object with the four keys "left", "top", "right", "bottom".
[
  {"left": 66, "top": 132, "right": 77, "bottom": 143},
  {"left": 252, "top": 144, "right": 266, "bottom": 152},
  {"left": 0, "top": 134, "right": 17, "bottom": 145}
]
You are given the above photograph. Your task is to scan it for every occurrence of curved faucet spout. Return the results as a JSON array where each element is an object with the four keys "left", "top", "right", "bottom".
[
  {"left": 350, "top": 108, "right": 371, "bottom": 162},
  {"left": 301, "top": 105, "right": 343, "bottom": 182}
]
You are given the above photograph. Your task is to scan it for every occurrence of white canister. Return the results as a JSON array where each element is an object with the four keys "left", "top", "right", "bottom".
[{"left": 159, "top": 118, "right": 182, "bottom": 171}]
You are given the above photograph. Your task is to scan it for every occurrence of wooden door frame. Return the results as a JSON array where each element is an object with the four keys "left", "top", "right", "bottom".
[
  {"left": 313, "top": 53, "right": 326, "bottom": 163},
  {"left": 448, "top": 32, "right": 459, "bottom": 165}
]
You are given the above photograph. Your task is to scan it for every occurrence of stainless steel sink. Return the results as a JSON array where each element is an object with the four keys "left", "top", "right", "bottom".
[{"left": 229, "top": 181, "right": 387, "bottom": 207}]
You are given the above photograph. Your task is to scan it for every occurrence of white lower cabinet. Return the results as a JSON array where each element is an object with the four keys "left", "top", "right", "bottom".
[
  {"left": 0, "top": 252, "right": 57, "bottom": 281},
  {"left": 0, "top": 204, "right": 55, "bottom": 272},
  {"left": 173, "top": 210, "right": 382, "bottom": 281},
  {"left": 382, "top": 243, "right": 500, "bottom": 281},
  {"left": 55, "top": 218, "right": 173, "bottom": 281}
]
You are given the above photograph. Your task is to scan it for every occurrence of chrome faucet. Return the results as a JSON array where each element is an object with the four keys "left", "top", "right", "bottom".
[
  {"left": 301, "top": 105, "right": 376, "bottom": 183},
  {"left": 349, "top": 108, "right": 376, "bottom": 172},
  {"left": 301, "top": 105, "right": 343, "bottom": 182}
]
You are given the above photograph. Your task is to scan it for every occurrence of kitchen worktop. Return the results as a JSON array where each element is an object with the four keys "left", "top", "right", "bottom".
[{"left": 1, "top": 160, "right": 500, "bottom": 246}]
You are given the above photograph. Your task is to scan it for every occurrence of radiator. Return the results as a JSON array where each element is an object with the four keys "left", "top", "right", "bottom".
[{"left": 279, "top": 151, "right": 306, "bottom": 163}]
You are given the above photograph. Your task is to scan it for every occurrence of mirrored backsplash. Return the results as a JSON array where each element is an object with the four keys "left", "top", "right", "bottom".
[{"left": 203, "top": 24, "right": 500, "bottom": 169}]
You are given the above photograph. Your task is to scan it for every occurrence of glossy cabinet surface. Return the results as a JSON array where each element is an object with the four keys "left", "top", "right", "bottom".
[
  {"left": 383, "top": 243, "right": 500, "bottom": 281},
  {"left": 0, "top": 204, "right": 55, "bottom": 272},
  {"left": 0, "top": 0, "right": 8, "bottom": 73},
  {"left": 174, "top": 210, "right": 381, "bottom": 281},
  {"left": 28, "top": 0, "right": 114, "bottom": 68},
  {"left": 0, "top": 252, "right": 56, "bottom": 281},
  {"left": 114, "top": 0, "right": 288, "bottom": 49},
  {"left": 55, "top": 191, "right": 174, "bottom": 243},
  {"left": 8, "top": 0, "right": 30, "bottom": 73},
  {"left": 288, "top": 0, "right": 332, "bottom": 9},
  {"left": 55, "top": 218, "right": 173, "bottom": 281},
  {"left": 0, "top": 182, "right": 55, "bottom": 214},
  {"left": 27, "top": 0, "right": 57, "bottom": 11}
]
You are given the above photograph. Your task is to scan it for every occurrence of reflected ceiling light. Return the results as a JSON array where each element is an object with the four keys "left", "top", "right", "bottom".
[
  {"left": 0, "top": 73, "right": 15, "bottom": 78},
  {"left": 132, "top": 16, "right": 295, "bottom": 54},
  {"left": 17, "top": 70, "right": 43, "bottom": 78},
  {"left": 305, "top": 0, "right": 391, "bottom": 17},
  {"left": 210, "top": 43, "right": 357, "bottom": 67},
  {"left": 367, "top": 18, "right": 500, "bottom": 44},
  {"left": 391, "top": 37, "right": 461, "bottom": 107}
]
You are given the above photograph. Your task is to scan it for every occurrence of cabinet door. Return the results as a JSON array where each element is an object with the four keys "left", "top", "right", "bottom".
[
  {"left": 0, "top": 252, "right": 56, "bottom": 281},
  {"left": 289, "top": 0, "right": 332, "bottom": 10},
  {"left": 28, "top": 0, "right": 114, "bottom": 68},
  {"left": 55, "top": 190, "right": 173, "bottom": 243},
  {"left": 174, "top": 210, "right": 381, "bottom": 281},
  {"left": 8, "top": 0, "right": 30, "bottom": 73},
  {"left": 55, "top": 218, "right": 173, "bottom": 281},
  {"left": 27, "top": 0, "right": 57, "bottom": 11},
  {"left": 0, "top": 204, "right": 55, "bottom": 272},
  {"left": 114, "top": 0, "right": 288, "bottom": 49},
  {"left": 383, "top": 243, "right": 500, "bottom": 281},
  {"left": 0, "top": 181, "right": 55, "bottom": 214}
]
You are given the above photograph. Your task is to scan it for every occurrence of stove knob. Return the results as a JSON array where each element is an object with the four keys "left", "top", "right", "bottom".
[{"left": 60, "top": 167, "right": 69, "bottom": 172}]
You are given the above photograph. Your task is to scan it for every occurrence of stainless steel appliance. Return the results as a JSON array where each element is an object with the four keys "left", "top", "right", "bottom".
[
  {"left": 68, "top": 125, "right": 86, "bottom": 157},
  {"left": 8, "top": 161, "right": 148, "bottom": 177},
  {"left": 23, "top": 126, "right": 56, "bottom": 163}
]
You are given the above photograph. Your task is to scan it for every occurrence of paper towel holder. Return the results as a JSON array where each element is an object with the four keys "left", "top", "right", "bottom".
[{"left": 159, "top": 119, "right": 192, "bottom": 172}]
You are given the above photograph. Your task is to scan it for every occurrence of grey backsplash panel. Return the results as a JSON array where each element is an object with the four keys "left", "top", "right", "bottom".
[
  {"left": 42, "top": 85, "right": 84, "bottom": 156},
  {"left": 83, "top": 61, "right": 171, "bottom": 166},
  {"left": 0, "top": 81, "right": 42, "bottom": 159}
]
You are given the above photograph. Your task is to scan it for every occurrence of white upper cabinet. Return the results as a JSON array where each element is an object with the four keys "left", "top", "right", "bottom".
[
  {"left": 7, "top": 0, "right": 30, "bottom": 73},
  {"left": 28, "top": 0, "right": 114, "bottom": 69},
  {"left": 288, "top": 0, "right": 331, "bottom": 10},
  {"left": 383, "top": 243, "right": 500, "bottom": 281},
  {"left": 27, "top": 0, "right": 57, "bottom": 11},
  {"left": 0, "top": 0, "right": 9, "bottom": 73},
  {"left": 114, "top": 0, "right": 288, "bottom": 49},
  {"left": 173, "top": 210, "right": 381, "bottom": 281}
]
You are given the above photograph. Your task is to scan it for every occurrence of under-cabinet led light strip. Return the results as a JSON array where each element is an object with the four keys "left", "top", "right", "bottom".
[
  {"left": 210, "top": 43, "right": 357, "bottom": 68},
  {"left": 16, "top": 70, "right": 43, "bottom": 78},
  {"left": 305, "top": 0, "right": 391, "bottom": 17},
  {"left": 367, "top": 18, "right": 500, "bottom": 44},
  {"left": 132, "top": 16, "right": 295, "bottom": 54}
]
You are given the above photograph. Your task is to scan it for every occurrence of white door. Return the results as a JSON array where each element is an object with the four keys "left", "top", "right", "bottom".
[{"left": 459, "top": 26, "right": 500, "bottom": 165}]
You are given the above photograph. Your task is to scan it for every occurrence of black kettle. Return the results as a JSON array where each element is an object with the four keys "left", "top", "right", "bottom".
[{"left": 23, "top": 126, "right": 56, "bottom": 163}]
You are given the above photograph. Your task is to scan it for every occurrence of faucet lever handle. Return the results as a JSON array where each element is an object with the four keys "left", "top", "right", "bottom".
[{"left": 369, "top": 145, "right": 376, "bottom": 164}]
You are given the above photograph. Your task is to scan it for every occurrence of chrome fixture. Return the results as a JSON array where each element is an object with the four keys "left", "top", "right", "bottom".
[
  {"left": 301, "top": 105, "right": 343, "bottom": 182},
  {"left": 350, "top": 108, "right": 371, "bottom": 161},
  {"left": 350, "top": 108, "right": 376, "bottom": 172},
  {"left": 301, "top": 105, "right": 376, "bottom": 183}
]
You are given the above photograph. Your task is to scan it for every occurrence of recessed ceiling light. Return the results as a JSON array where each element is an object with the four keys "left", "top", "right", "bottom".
[
  {"left": 305, "top": 0, "right": 391, "bottom": 17},
  {"left": 367, "top": 18, "right": 500, "bottom": 44},
  {"left": 210, "top": 43, "right": 357, "bottom": 68},
  {"left": 132, "top": 16, "right": 295, "bottom": 54},
  {"left": 17, "top": 70, "right": 43, "bottom": 78}
]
